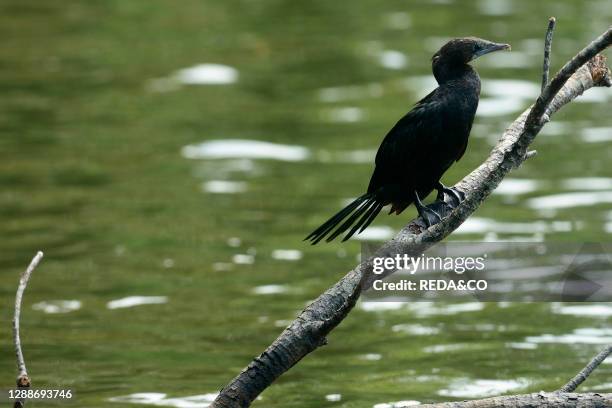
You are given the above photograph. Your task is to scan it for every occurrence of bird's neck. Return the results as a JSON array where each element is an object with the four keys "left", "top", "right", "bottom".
[{"left": 433, "top": 63, "right": 480, "bottom": 88}]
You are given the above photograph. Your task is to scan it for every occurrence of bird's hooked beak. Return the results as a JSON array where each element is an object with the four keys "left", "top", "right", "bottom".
[{"left": 472, "top": 42, "right": 511, "bottom": 60}]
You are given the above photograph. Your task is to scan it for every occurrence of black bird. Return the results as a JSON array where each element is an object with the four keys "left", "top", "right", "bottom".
[{"left": 306, "top": 37, "right": 510, "bottom": 244}]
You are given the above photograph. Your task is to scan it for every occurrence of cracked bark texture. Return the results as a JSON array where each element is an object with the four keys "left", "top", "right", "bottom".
[
  {"left": 419, "top": 392, "right": 612, "bottom": 408},
  {"left": 211, "top": 29, "right": 611, "bottom": 408}
]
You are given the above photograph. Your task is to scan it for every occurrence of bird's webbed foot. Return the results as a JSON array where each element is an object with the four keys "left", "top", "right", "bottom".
[
  {"left": 435, "top": 182, "right": 465, "bottom": 208},
  {"left": 413, "top": 191, "right": 442, "bottom": 227}
]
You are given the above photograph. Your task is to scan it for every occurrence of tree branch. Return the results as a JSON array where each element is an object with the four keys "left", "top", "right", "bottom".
[
  {"left": 559, "top": 345, "right": 612, "bottom": 393},
  {"left": 417, "top": 392, "right": 612, "bottom": 408},
  {"left": 541, "top": 17, "right": 556, "bottom": 91},
  {"left": 13, "top": 251, "right": 43, "bottom": 408},
  {"left": 211, "top": 25, "right": 612, "bottom": 408}
]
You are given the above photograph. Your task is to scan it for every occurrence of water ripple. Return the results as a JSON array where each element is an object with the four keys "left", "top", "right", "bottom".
[
  {"left": 107, "top": 296, "right": 168, "bottom": 310},
  {"left": 182, "top": 139, "right": 310, "bottom": 162},
  {"left": 109, "top": 392, "right": 218, "bottom": 407},
  {"left": 32, "top": 300, "right": 81, "bottom": 314},
  {"left": 438, "top": 378, "right": 528, "bottom": 398}
]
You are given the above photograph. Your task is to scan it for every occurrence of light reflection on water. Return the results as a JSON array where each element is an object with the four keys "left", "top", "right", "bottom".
[
  {"left": 321, "top": 106, "right": 366, "bottom": 123},
  {"left": 181, "top": 139, "right": 311, "bottom": 162},
  {"left": 32, "top": 300, "right": 82, "bottom": 314},
  {"left": 551, "top": 303, "right": 612, "bottom": 317},
  {"left": 493, "top": 178, "right": 540, "bottom": 195},
  {"left": 378, "top": 50, "right": 409, "bottom": 70},
  {"left": 202, "top": 180, "right": 247, "bottom": 194},
  {"left": 527, "top": 191, "right": 612, "bottom": 210},
  {"left": 106, "top": 296, "right": 168, "bottom": 310},
  {"left": 525, "top": 328, "right": 612, "bottom": 345},
  {"left": 373, "top": 400, "right": 420, "bottom": 408},
  {"left": 582, "top": 127, "right": 612, "bottom": 142},
  {"left": 174, "top": 64, "right": 239, "bottom": 85},
  {"left": 360, "top": 301, "right": 484, "bottom": 316},
  {"left": 455, "top": 217, "right": 572, "bottom": 235},
  {"left": 438, "top": 378, "right": 528, "bottom": 398},
  {"left": 109, "top": 392, "right": 218, "bottom": 408}
]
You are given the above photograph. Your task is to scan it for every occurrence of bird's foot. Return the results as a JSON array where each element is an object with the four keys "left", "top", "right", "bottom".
[
  {"left": 413, "top": 191, "right": 442, "bottom": 227},
  {"left": 435, "top": 183, "right": 465, "bottom": 208},
  {"left": 419, "top": 205, "right": 443, "bottom": 227}
]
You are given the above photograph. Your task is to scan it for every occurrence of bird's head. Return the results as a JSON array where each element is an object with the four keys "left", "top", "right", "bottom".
[{"left": 432, "top": 37, "right": 511, "bottom": 65}]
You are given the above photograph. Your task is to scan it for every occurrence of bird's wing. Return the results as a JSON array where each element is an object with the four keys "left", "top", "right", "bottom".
[
  {"left": 454, "top": 119, "right": 473, "bottom": 162},
  {"left": 368, "top": 89, "right": 447, "bottom": 192}
]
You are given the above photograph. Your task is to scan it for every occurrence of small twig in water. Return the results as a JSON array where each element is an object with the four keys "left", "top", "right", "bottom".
[
  {"left": 559, "top": 345, "right": 612, "bottom": 393},
  {"left": 542, "top": 17, "right": 556, "bottom": 91},
  {"left": 13, "top": 251, "right": 43, "bottom": 399}
]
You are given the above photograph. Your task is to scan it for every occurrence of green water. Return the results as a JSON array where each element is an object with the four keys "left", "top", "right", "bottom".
[{"left": 1, "top": 1, "right": 611, "bottom": 406}]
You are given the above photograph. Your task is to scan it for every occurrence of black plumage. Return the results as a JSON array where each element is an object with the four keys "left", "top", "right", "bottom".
[{"left": 306, "top": 37, "right": 510, "bottom": 244}]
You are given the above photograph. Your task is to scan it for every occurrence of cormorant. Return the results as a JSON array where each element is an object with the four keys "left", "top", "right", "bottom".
[{"left": 305, "top": 37, "right": 510, "bottom": 244}]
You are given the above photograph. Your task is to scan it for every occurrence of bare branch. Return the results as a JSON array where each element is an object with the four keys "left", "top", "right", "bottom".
[
  {"left": 13, "top": 251, "right": 43, "bottom": 391},
  {"left": 559, "top": 345, "right": 612, "bottom": 393},
  {"left": 542, "top": 17, "right": 556, "bottom": 91},
  {"left": 418, "top": 392, "right": 611, "bottom": 408},
  {"left": 211, "top": 25, "right": 612, "bottom": 408},
  {"left": 527, "top": 25, "right": 611, "bottom": 130}
]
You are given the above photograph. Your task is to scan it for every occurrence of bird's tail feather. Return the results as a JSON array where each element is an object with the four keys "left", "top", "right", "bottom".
[{"left": 305, "top": 193, "right": 382, "bottom": 244}]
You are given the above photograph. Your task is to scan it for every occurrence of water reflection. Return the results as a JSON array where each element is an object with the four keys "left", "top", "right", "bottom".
[
  {"left": 477, "top": 0, "right": 514, "bottom": 16},
  {"left": 493, "top": 178, "right": 540, "bottom": 195},
  {"left": 32, "top": 300, "right": 81, "bottom": 314},
  {"left": 561, "top": 177, "right": 612, "bottom": 190},
  {"left": 438, "top": 378, "right": 528, "bottom": 398},
  {"left": 147, "top": 63, "right": 239, "bottom": 92},
  {"left": 378, "top": 50, "right": 409, "bottom": 70},
  {"left": 252, "top": 284, "right": 290, "bottom": 295},
  {"left": 551, "top": 303, "right": 612, "bottom": 317},
  {"left": 325, "top": 394, "right": 342, "bottom": 402},
  {"left": 479, "top": 51, "right": 534, "bottom": 68},
  {"left": 527, "top": 191, "right": 612, "bottom": 210},
  {"left": 232, "top": 253, "right": 255, "bottom": 265},
  {"left": 360, "top": 301, "right": 484, "bottom": 316},
  {"left": 581, "top": 127, "right": 612, "bottom": 143},
  {"left": 109, "top": 392, "right": 218, "bottom": 407},
  {"left": 174, "top": 64, "right": 238, "bottom": 85},
  {"left": 373, "top": 400, "right": 420, "bottom": 408},
  {"left": 352, "top": 225, "right": 395, "bottom": 241},
  {"left": 182, "top": 140, "right": 310, "bottom": 162},
  {"left": 106, "top": 296, "right": 168, "bottom": 310},
  {"left": 271, "top": 249, "right": 303, "bottom": 261},
  {"left": 317, "top": 83, "right": 384, "bottom": 103},
  {"left": 525, "top": 328, "right": 612, "bottom": 345},
  {"left": 321, "top": 106, "right": 366, "bottom": 123},
  {"left": 477, "top": 97, "right": 524, "bottom": 117},
  {"left": 391, "top": 323, "right": 441, "bottom": 335},
  {"left": 383, "top": 12, "right": 412, "bottom": 30},
  {"left": 358, "top": 353, "right": 383, "bottom": 361},
  {"left": 202, "top": 180, "right": 247, "bottom": 194},
  {"left": 455, "top": 217, "right": 572, "bottom": 234}
]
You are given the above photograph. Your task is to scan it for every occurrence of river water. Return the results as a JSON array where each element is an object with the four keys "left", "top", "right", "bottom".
[{"left": 1, "top": 1, "right": 611, "bottom": 406}]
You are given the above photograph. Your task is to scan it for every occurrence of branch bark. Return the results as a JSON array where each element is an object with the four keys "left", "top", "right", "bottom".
[
  {"left": 541, "top": 17, "right": 556, "bottom": 91},
  {"left": 560, "top": 345, "right": 612, "bottom": 393},
  {"left": 211, "top": 25, "right": 612, "bottom": 408},
  {"left": 13, "top": 251, "right": 43, "bottom": 408},
  {"left": 418, "top": 392, "right": 612, "bottom": 408}
]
